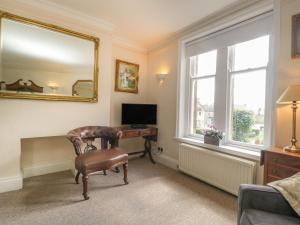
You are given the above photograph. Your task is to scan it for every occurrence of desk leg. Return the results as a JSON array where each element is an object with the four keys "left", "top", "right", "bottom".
[
  {"left": 140, "top": 150, "right": 147, "bottom": 158},
  {"left": 142, "top": 138, "right": 156, "bottom": 164}
]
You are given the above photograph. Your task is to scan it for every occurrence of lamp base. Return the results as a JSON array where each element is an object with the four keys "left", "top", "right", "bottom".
[{"left": 284, "top": 145, "right": 300, "bottom": 153}]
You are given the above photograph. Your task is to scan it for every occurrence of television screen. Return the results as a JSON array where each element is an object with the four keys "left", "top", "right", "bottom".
[{"left": 122, "top": 104, "right": 157, "bottom": 125}]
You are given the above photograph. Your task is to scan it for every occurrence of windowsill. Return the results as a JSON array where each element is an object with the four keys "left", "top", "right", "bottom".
[{"left": 174, "top": 137, "right": 261, "bottom": 161}]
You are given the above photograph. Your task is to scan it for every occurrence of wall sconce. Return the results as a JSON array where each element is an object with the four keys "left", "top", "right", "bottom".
[{"left": 156, "top": 73, "right": 167, "bottom": 85}]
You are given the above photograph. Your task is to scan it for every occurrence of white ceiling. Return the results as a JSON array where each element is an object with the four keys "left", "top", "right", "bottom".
[{"left": 42, "top": 0, "right": 240, "bottom": 49}]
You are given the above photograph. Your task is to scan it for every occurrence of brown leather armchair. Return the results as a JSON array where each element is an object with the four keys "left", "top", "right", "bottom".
[{"left": 67, "top": 126, "right": 128, "bottom": 200}]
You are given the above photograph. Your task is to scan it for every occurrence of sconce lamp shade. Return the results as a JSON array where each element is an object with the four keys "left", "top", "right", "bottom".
[
  {"left": 156, "top": 73, "right": 167, "bottom": 85},
  {"left": 156, "top": 73, "right": 167, "bottom": 80},
  {"left": 277, "top": 85, "right": 300, "bottom": 104}
]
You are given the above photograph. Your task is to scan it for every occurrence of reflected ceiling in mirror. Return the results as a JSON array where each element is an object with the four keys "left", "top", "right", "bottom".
[{"left": 0, "top": 12, "right": 99, "bottom": 102}]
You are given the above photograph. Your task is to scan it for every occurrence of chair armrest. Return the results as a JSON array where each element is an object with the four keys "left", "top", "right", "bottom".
[{"left": 238, "top": 184, "right": 297, "bottom": 224}]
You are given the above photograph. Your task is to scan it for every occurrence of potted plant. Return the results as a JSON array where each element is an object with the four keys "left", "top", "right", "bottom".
[{"left": 204, "top": 127, "right": 224, "bottom": 146}]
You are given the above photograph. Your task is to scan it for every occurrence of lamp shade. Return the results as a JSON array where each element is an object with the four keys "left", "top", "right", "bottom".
[{"left": 277, "top": 85, "right": 300, "bottom": 104}]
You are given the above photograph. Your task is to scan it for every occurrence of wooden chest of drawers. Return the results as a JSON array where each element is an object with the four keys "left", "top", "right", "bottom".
[{"left": 261, "top": 147, "right": 300, "bottom": 184}]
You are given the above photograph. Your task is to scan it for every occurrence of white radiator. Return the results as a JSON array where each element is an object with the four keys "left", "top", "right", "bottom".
[{"left": 179, "top": 143, "right": 256, "bottom": 195}]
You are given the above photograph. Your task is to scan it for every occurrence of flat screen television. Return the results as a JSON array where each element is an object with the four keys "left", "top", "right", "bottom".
[{"left": 122, "top": 103, "right": 157, "bottom": 128}]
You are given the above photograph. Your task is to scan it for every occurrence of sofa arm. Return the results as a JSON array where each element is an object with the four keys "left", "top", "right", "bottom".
[{"left": 238, "top": 184, "right": 297, "bottom": 224}]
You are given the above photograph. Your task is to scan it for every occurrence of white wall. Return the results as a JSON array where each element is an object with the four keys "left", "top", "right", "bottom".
[
  {"left": 0, "top": 53, "right": 2, "bottom": 82},
  {"left": 146, "top": 0, "right": 300, "bottom": 185},
  {"left": 21, "top": 136, "right": 75, "bottom": 178},
  {"left": 148, "top": 42, "right": 179, "bottom": 159},
  {"left": 276, "top": 0, "right": 300, "bottom": 148},
  {"left": 110, "top": 45, "right": 149, "bottom": 153},
  {"left": 0, "top": 36, "right": 2, "bottom": 82},
  {"left": 0, "top": 2, "right": 112, "bottom": 187},
  {"left": 0, "top": 1, "right": 152, "bottom": 191},
  {"left": 147, "top": 3, "right": 272, "bottom": 162},
  {"left": 110, "top": 45, "right": 149, "bottom": 127},
  {"left": 147, "top": 40, "right": 265, "bottom": 183},
  {"left": 1, "top": 0, "right": 299, "bottom": 192},
  {"left": 9, "top": 44, "right": 149, "bottom": 183}
]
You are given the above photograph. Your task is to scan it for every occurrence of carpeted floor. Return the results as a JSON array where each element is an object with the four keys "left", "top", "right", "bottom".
[{"left": 0, "top": 158, "right": 237, "bottom": 225}]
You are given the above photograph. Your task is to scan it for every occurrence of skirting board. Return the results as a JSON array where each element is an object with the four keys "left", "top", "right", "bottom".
[
  {"left": 0, "top": 174, "right": 23, "bottom": 193},
  {"left": 155, "top": 154, "right": 178, "bottom": 170},
  {"left": 22, "top": 160, "right": 74, "bottom": 178}
]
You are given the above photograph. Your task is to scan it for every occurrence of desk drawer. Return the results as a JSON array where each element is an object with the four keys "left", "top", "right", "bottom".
[
  {"left": 122, "top": 130, "right": 140, "bottom": 138},
  {"left": 267, "top": 163, "right": 300, "bottom": 179},
  {"left": 150, "top": 129, "right": 157, "bottom": 135},
  {"left": 266, "top": 153, "right": 300, "bottom": 169},
  {"left": 140, "top": 130, "right": 151, "bottom": 136},
  {"left": 140, "top": 129, "right": 157, "bottom": 136}
]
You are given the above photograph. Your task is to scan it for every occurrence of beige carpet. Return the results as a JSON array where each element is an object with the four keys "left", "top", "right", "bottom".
[{"left": 0, "top": 158, "right": 237, "bottom": 225}]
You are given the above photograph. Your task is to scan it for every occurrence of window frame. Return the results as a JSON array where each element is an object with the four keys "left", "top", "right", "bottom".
[
  {"left": 225, "top": 66, "right": 270, "bottom": 151},
  {"left": 225, "top": 35, "right": 273, "bottom": 151},
  {"left": 186, "top": 52, "right": 217, "bottom": 139},
  {"left": 176, "top": 11, "right": 275, "bottom": 152}
]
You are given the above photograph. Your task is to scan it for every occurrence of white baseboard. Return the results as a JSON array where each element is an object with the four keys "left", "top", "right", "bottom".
[
  {"left": 155, "top": 154, "right": 178, "bottom": 170},
  {"left": 22, "top": 160, "right": 73, "bottom": 178},
  {"left": 128, "top": 154, "right": 140, "bottom": 160},
  {"left": 39, "top": 155, "right": 143, "bottom": 178},
  {"left": 0, "top": 174, "right": 23, "bottom": 193}
]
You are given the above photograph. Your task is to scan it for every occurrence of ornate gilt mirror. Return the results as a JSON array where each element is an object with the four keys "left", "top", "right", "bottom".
[{"left": 0, "top": 11, "right": 99, "bottom": 102}]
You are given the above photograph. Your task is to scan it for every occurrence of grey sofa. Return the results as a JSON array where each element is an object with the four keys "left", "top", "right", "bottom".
[{"left": 238, "top": 184, "right": 300, "bottom": 225}]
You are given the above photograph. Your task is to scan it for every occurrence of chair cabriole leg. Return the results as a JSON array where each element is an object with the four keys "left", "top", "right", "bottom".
[
  {"left": 123, "top": 163, "right": 128, "bottom": 185},
  {"left": 82, "top": 174, "right": 89, "bottom": 200},
  {"left": 75, "top": 171, "right": 80, "bottom": 184}
]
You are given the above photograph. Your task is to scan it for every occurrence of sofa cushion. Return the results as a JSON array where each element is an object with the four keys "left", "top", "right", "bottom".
[{"left": 240, "top": 209, "right": 300, "bottom": 225}]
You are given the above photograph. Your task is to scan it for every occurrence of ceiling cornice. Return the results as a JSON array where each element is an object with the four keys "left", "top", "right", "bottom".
[
  {"left": 37, "top": 0, "right": 149, "bottom": 53},
  {"left": 0, "top": 0, "right": 148, "bottom": 53},
  {"left": 112, "top": 36, "right": 148, "bottom": 54},
  {"left": 17, "top": 0, "right": 115, "bottom": 33},
  {"left": 148, "top": 0, "right": 274, "bottom": 52},
  {"left": 0, "top": 0, "right": 274, "bottom": 54}
]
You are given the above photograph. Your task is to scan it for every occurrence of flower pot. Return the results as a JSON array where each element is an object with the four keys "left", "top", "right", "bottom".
[{"left": 204, "top": 135, "right": 220, "bottom": 146}]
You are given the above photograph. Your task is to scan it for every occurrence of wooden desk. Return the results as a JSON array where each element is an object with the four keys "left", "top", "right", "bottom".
[
  {"left": 261, "top": 147, "right": 300, "bottom": 184},
  {"left": 116, "top": 126, "right": 158, "bottom": 164}
]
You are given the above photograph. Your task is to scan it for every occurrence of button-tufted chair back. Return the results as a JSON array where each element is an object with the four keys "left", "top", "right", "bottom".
[{"left": 67, "top": 126, "right": 122, "bottom": 155}]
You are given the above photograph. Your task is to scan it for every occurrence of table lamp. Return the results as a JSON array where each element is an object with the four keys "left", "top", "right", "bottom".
[{"left": 277, "top": 85, "right": 300, "bottom": 153}]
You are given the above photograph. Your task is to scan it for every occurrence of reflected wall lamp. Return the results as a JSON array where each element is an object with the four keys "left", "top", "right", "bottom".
[{"left": 48, "top": 84, "right": 59, "bottom": 92}]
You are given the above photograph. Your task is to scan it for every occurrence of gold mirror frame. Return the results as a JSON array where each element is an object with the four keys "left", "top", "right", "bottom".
[{"left": 0, "top": 11, "right": 99, "bottom": 102}]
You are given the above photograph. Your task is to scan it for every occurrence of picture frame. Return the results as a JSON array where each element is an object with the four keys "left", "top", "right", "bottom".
[
  {"left": 292, "top": 13, "right": 300, "bottom": 58},
  {"left": 115, "top": 59, "right": 139, "bottom": 93}
]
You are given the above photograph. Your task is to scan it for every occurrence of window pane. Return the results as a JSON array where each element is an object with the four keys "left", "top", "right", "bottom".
[
  {"left": 231, "top": 70, "right": 266, "bottom": 145},
  {"left": 232, "top": 35, "right": 269, "bottom": 71},
  {"left": 191, "top": 77, "right": 215, "bottom": 135},
  {"left": 190, "top": 50, "right": 217, "bottom": 77}
]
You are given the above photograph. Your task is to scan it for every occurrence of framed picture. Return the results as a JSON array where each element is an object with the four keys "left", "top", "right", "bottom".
[
  {"left": 115, "top": 59, "right": 139, "bottom": 93},
  {"left": 292, "top": 13, "right": 300, "bottom": 58}
]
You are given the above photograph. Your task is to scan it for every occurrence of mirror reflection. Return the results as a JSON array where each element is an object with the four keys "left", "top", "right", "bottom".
[{"left": 0, "top": 14, "right": 98, "bottom": 101}]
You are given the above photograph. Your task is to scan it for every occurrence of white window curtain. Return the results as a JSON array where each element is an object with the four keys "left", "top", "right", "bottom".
[{"left": 185, "top": 13, "right": 273, "bottom": 58}]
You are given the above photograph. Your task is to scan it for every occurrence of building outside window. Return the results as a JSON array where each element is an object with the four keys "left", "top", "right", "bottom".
[
  {"left": 189, "top": 50, "right": 217, "bottom": 135},
  {"left": 228, "top": 36, "right": 269, "bottom": 146}
]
